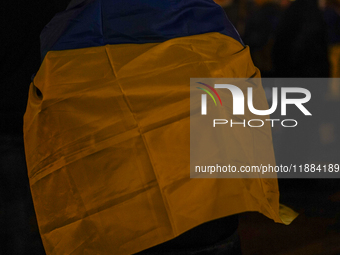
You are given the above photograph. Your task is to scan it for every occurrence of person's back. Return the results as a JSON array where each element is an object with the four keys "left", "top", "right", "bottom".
[{"left": 24, "top": 1, "right": 295, "bottom": 254}]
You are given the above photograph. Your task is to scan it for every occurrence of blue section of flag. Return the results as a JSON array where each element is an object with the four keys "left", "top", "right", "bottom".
[{"left": 40, "top": 0, "right": 243, "bottom": 60}]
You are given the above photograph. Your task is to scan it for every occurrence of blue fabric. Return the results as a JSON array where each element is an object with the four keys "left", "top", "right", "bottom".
[{"left": 40, "top": 0, "right": 243, "bottom": 60}]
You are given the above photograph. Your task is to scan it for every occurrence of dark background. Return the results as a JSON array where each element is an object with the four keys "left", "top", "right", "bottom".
[
  {"left": 1, "top": 0, "right": 340, "bottom": 254},
  {"left": 1, "top": 1, "right": 70, "bottom": 254},
  {"left": 1, "top": 0, "right": 70, "bottom": 134}
]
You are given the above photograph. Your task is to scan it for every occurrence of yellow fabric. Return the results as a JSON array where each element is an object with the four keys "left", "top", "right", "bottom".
[
  {"left": 330, "top": 44, "right": 340, "bottom": 78},
  {"left": 278, "top": 204, "right": 299, "bottom": 225},
  {"left": 328, "top": 44, "right": 340, "bottom": 99},
  {"left": 24, "top": 32, "right": 292, "bottom": 255}
]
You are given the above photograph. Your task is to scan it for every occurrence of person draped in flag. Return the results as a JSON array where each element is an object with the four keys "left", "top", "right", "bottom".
[{"left": 24, "top": 0, "right": 296, "bottom": 254}]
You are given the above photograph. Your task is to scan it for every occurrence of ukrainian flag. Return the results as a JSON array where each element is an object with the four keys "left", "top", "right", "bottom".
[{"left": 24, "top": 0, "right": 296, "bottom": 254}]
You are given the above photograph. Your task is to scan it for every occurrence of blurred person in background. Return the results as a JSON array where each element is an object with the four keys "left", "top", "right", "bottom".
[
  {"left": 243, "top": 0, "right": 284, "bottom": 77},
  {"left": 271, "top": 0, "right": 330, "bottom": 192},
  {"left": 215, "top": 0, "right": 290, "bottom": 76},
  {"left": 272, "top": 0, "right": 329, "bottom": 78},
  {"left": 324, "top": 0, "right": 340, "bottom": 98}
]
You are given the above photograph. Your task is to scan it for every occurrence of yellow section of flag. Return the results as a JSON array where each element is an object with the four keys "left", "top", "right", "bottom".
[{"left": 24, "top": 32, "right": 295, "bottom": 255}]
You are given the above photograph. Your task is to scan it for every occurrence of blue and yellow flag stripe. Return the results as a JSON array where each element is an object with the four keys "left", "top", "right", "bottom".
[
  {"left": 24, "top": 1, "right": 296, "bottom": 255},
  {"left": 40, "top": 0, "right": 242, "bottom": 59}
]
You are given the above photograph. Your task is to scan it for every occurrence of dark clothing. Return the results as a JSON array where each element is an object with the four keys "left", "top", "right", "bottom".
[
  {"left": 243, "top": 2, "right": 283, "bottom": 75},
  {"left": 272, "top": 0, "right": 330, "bottom": 78},
  {"left": 324, "top": 7, "right": 340, "bottom": 45},
  {"left": 135, "top": 215, "right": 240, "bottom": 254}
]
